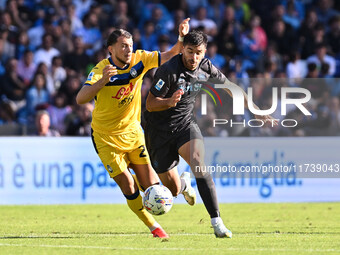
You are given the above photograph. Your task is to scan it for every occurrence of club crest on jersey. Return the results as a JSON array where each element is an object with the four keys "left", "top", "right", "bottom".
[
  {"left": 155, "top": 79, "right": 165, "bottom": 91},
  {"left": 107, "top": 165, "right": 113, "bottom": 173},
  {"left": 198, "top": 73, "right": 207, "bottom": 81},
  {"left": 130, "top": 68, "right": 137, "bottom": 78}
]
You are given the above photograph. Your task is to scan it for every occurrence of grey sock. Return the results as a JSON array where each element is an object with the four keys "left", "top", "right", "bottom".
[{"left": 180, "top": 178, "right": 186, "bottom": 193}]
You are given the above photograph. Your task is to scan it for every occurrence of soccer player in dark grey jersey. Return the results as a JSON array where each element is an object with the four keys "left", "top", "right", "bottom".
[{"left": 144, "top": 30, "right": 276, "bottom": 238}]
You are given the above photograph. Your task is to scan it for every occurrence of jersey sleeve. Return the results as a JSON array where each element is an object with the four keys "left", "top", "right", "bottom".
[
  {"left": 149, "top": 66, "right": 171, "bottom": 98},
  {"left": 84, "top": 64, "right": 102, "bottom": 86},
  {"left": 209, "top": 60, "right": 228, "bottom": 84},
  {"left": 136, "top": 50, "right": 161, "bottom": 71}
]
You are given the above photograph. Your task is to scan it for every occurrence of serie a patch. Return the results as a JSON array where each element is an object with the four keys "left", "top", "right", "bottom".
[
  {"left": 155, "top": 79, "right": 165, "bottom": 91},
  {"left": 86, "top": 72, "right": 94, "bottom": 81}
]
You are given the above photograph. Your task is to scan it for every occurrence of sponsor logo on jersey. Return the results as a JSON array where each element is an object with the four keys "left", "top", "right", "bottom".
[
  {"left": 178, "top": 84, "right": 186, "bottom": 91},
  {"left": 178, "top": 78, "right": 185, "bottom": 84},
  {"left": 155, "top": 79, "right": 165, "bottom": 91},
  {"left": 118, "top": 94, "right": 134, "bottom": 108},
  {"left": 112, "top": 82, "right": 135, "bottom": 100},
  {"left": 109, "top": 76, "right": 118, "bottom": 82}
]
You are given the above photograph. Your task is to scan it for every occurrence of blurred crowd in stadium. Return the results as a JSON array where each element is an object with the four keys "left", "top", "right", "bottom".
[{"left": 0, "top": 0, "right": 339, "bottom": 136}]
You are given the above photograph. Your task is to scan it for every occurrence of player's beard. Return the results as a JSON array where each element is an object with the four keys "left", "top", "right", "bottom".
[
  {"left": 116, "top": 55, "right": 130, "bottom": 66},
  {"left": 183, "top": 55, "right": 197, "bottom": 70}
]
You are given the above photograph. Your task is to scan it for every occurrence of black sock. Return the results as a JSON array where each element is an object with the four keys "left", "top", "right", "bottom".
[{"left": 195, "top": 174, "right": 220, "bottom": 218}]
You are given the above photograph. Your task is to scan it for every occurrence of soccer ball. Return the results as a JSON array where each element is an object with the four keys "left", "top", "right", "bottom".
[{"left": 143, "top": 185, "right": 173, "bottom": 215}]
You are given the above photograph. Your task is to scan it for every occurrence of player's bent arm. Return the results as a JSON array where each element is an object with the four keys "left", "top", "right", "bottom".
[
  {"left": 77, "top": 65, "right": 117, "bottom": 104},
  {"left": 146, "top": 93, "right": 173, "bottom": 112},
  {"left": 160, "top": 41, "right": 183, "bottom": 65},
  {"left": 146, "top": 90, "right": 183, "bottom": 112},
  {"left": 76, "top": 78, "right": 107, "bottom": 104},
  {"left": 160, "top": 18, "right": 190, "bottom": 65}
]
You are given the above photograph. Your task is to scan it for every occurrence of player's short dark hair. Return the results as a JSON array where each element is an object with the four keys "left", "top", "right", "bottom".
[
  {"left": 183, "top": 30, "right": 208, "bottom": 48},
  {"left": 107, "top": 29, "right": 132, "bottom": 47}
]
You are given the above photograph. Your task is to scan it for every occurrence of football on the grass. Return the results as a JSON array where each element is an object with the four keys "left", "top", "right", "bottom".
[{"left": 143, "top": 185, "right": 173, "bottom": 215}]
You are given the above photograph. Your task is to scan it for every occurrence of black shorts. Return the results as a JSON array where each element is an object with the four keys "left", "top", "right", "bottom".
[{"left": 145, "top": 123, "right": 203, "bottom": 174}]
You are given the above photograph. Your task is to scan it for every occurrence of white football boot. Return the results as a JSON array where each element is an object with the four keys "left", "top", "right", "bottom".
[
  {"left": 180, "top": 172, "right": 196, "bottom": 206},
  {"left": 212, "top": 218, "right": 232, "bottom": 238}
]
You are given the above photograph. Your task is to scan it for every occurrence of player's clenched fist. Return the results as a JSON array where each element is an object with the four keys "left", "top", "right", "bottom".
[
  {"left": 102, "top": 65, "right": 118, "bottom": 83},
  {"left": 169, "top": 89, "right": 184, "bottom": 107}
]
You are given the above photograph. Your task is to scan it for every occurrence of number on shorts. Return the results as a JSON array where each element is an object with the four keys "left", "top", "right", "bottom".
[{"left": 138, "top": 145, "right": 147, "bottom": 158}]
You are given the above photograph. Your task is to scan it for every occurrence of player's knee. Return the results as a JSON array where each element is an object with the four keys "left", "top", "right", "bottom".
[
  {"left": 190, "top": 152, "right": 204, "bottom": 169},
  {"left": 121, "top": 182, "right": 137, "bottom": 196}
]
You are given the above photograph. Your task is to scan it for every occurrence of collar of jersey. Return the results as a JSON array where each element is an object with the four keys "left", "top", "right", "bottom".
[{"left": 108, "top": 57, "right": 130, "bottom": 70}]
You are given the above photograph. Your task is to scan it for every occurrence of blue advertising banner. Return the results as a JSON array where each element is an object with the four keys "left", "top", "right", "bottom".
[{"left": 0, "top": 137, "right": 339, "bottom": 204}]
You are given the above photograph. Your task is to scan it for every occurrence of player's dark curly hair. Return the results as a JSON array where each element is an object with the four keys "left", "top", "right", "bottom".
[
  {"left": 107, "top": 29, "right": 132, "bottom": 47},
  {"left": 183, "top": 30, "right": 208, "bottom": 48}
]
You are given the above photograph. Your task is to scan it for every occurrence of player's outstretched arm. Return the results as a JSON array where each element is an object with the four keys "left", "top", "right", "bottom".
[
  {"left": 146, "top": 89, "right": 184, "bottom": 112},
  {"left": 76, "top": 65, "right": 117, "bottom": 104},
  {"left": 160, "top": 18, "right": 190, "bottom": 65},
  {"left": 222, "top": 81, "right": 278, "bottom": 125}
]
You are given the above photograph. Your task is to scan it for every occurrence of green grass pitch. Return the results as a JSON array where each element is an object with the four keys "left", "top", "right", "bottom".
[{"left": 0, "top": 203, "right": 339, "bottom": 254}]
